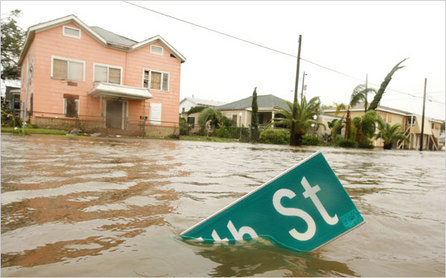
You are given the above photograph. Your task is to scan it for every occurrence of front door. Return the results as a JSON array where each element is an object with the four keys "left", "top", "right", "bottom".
[{"left": 106, "top": 100, "right": 123, "bottom": 129}]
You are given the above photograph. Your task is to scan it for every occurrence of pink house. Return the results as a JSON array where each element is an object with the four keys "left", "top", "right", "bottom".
[{"left": 18, "top": 15, "right": 186, "bottom": 136}]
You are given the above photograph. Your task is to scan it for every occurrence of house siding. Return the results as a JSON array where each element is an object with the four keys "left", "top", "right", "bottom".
[{"left": 19, "top": 19, "right": 182, "bottom": 136}]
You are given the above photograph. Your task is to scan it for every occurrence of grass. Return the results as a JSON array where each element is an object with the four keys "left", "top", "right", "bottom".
[
  {"left": 179, "top": 135, "right": 241, "bottom": 143},
  {"left": 2, "top": 126, "right": 69, "bottom": 135}
]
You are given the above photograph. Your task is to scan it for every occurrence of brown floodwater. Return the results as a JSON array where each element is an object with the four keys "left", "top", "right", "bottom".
[{"left": 1, "top": 134, "right": 444, "bottom": 277}]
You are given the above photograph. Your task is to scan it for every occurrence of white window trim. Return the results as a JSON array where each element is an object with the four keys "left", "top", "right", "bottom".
[
  {"left": 93, "top": 63, "right": 123, "bottom": 85},
  {"left": 150, "top": 45, "right": 164, "bottom": 55},
  {"left": 142, "top": 68, "right": 170, "bottom": 92},
  {"left": 63, "top": 25, "right": 81, "bottom": 39},
  {"left": 51, "top": 56, "right": 85, "bottom": 81}
]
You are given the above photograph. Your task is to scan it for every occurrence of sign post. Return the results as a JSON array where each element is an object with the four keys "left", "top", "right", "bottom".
[{"left": 181, "top": 152, "right": 364, "bottom": 252}]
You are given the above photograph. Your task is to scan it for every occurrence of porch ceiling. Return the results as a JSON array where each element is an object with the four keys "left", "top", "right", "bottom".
[{"left": 89, "top": 82, "right": 152, "bottom": 100}]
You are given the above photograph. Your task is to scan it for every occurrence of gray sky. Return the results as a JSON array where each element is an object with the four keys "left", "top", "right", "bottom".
[{"left": 2, "top": 1, "right": 445, "bottom": 120}]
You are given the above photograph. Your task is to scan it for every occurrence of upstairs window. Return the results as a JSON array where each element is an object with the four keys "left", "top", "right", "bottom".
[
  {"left": 63, "top": 26, "right": 81, "bottom": 39},
  {"left": 150, "top": 45, "right": 163, "bottom": 55},
  {"left": 94, "top": 64, "right": 122, "bottom": 84},
  {"left": 52, "top": 57, "right": 84, "bottom": 81},
  {"left": 143, "top": 69, "right": 169, "bottom": 91}
]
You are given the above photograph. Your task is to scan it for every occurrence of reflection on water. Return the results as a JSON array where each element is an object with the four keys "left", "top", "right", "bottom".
[{"left": 1, "top": 135, "right": 445, "bottom": 277}]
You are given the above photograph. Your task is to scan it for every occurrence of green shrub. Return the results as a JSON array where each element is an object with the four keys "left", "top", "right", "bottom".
[
  {"left": 214, "top": 124, "right": 230, "bottom": 138},
  {"left": 179, "top": 117, "right": 188, "bottom": 135},
  {"left": 259, "top": 129, "right": 290, "bottom": 145},
  {"left": 302, "top": 135, "right": 319, "bottom": 146},
  {"left": 358, "top": 138, "right": 374, "bottom": 149},
  {"left": 337, "top": 138, "right": 358, "bottom": 148}
]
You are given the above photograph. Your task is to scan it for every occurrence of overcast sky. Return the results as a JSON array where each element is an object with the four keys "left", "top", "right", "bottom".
[{"left": 2, "top": 1, "right": 445, "bottom": 120}]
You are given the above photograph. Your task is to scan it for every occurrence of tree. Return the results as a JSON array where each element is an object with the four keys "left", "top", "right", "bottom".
[
  {"left": 1, "top": 9, "right": 25, "bottom": 80},
  {"left": 368, "top": 58, "right": 408, "bottom": 111},
  {"left": 251, "top": 87, "right": 259, "bottom": 142},
  {"left": 328, "top": 117, "right": 344, "bottom": 140},
  {"left": 198, "top": 107, "right": 222, "bottom": 130},
  {"left": 352, "top": 110, "right": 378, "bottom": 146},
  {"left": 274, "top": 96, "right": 325, "bottom": 146},
  {"left": 376, "top": 117, "right": 408, "bottom": 149},
  {"left": 197, "top": 107, "right": 232, "bottom": 135},
  {"left": 351, "top": 84, "right": 377, "bottom": 112}
]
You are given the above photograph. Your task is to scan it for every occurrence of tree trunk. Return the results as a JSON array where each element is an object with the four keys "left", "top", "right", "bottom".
[
  {"left": 358, "top": 122, "right": 363, "bottom": 144},
  {"left": 344, "top": 110, "right": 351, "bottom": 139},
  {"left": 296, "top": 133, "right": 303, "bottom": 146},
  {"left": 383, "top": 143, "right": 393, "bottom": 150}
]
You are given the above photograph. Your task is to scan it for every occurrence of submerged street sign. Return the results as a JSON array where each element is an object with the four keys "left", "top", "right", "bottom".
[{"left": 180, "top": 151, "right": 364, "bottom": 252}]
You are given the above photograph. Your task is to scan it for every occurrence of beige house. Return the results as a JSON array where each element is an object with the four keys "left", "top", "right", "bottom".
[
  {"left": 324, "top": 104, "right": 443, "bottom": 150},
  {"left": 215, "top": 94, "right": 289, "bottom": 128}
]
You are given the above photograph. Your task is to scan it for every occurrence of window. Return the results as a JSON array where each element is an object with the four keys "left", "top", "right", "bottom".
[
  {"left": 52, "top": 57, "right": 84, "bottom": 81},
  {"left": 94, "top": 64, "right": 122, "bottom": 84},
  {"left": 13, "top": 94, "right": 20, "bottom": 110},
  {"left": 64, "top": 95, "right": 79, "bottom": 118},
  {"left": 143, "top": 69, "right": 169, "bottom": 91},
  {"left": 406, "top": 117, "right": 415, "bottom": 126},
  {"left": 63, "top": 26, "right": 81, "bottom": 39},
  {"left": 150, "top": 45, "right": 163, "bottom": 55},
  {"left": 150, "top": 103, "right": 162, "bottom": 125},
  {"left": 187, "top": 116, "right": 195, "bottom": 128}
]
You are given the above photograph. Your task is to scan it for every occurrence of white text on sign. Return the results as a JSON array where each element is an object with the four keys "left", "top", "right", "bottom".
[{"left": 211, "top": 177, "right": 338, "bottom": 242}]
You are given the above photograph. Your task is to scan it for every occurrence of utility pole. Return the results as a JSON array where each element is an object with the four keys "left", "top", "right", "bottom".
[
  {"left": 290, "top": 35, "right": 302, "bottom": 146},
  {"left": 419, "top": 78, "right": 427, "bottom": 151},
  {"left": 300, "top": 72, "right": 307, "bottom": 101}
]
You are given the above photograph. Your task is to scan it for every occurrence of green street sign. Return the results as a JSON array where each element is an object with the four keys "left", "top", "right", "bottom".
[{"left": 181, "top": 151, "right": 364, "bottom": 252}]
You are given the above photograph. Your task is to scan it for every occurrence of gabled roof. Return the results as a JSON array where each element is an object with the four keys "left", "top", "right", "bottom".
[
  {"left": 89, "top": 26, "right": 137, "bottom": 48},
  {"left": 216, "top": 94, "right": 289, "bottom": 110},
  {"left": 19, "top": 14, "right": 186, "bottom": 65},
  {"left": 180, "top": 97, "right": 226, "bottom": 107}
]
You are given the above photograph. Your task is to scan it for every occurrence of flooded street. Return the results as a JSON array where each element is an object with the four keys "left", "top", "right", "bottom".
[{"left": 1, "top": 134, "right": 444, "bottom": 277}]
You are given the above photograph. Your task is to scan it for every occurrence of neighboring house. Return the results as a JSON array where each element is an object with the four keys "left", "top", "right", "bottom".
[
  {"left": 18, "top": 14, "right": 186, "bottom": 136},
  {"left": 215, "top": 94, "right": 289, "bottom": 128},
  {"left": 1, "top": 79, "right": 21, "bottom": 116},
  {"left": 324, "top": 104, "right": 444, "bottom": 150},
  {"left": 313, "top": 113, "right": 344, "bottom": 138},
  {"left": 179, "top": 96, "right": 226, "bottom": 115}
]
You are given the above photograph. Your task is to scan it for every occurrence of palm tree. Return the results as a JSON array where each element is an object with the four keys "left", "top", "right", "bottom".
[
  {"left": 376, "top": 117, "right": 408, "bottom": 149},
  {"left": 352, "top": 110, "right": 378, "bottom": 145},
  {"left": 368, "top": 58, "right": 408, "bottom": 111},
  {"left": 351, "top": 84, "right": 377, "bottom": 112},
  {"left": 274, "top": 96, "right": 325, "bottom": 146},
  {"left": 198, "top": 107, "right": 223, "bottom": 130}
]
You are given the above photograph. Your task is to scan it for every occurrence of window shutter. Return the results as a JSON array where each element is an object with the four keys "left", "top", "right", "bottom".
[
  {"left": 69, "top": 61, "right": 83, "bottom": 81},
  {"left": 53, "top": 59, "right": 68, "bottom": 79},
  {"left": 109, "top": 68, "right": 121, "bottom": 84},
  {"left": 94, "top": 65, "right": 107, "bottom": 82},
  {"left": 150, "top": 72, "right": 161, "bottom": 90},
  {"left": 150, "top": 103, "right": 162, "bottom": 125}
]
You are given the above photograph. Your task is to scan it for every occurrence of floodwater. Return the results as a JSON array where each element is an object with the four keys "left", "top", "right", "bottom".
[{"left": 1, "top": 134, "right": 444, "bottom": 277}]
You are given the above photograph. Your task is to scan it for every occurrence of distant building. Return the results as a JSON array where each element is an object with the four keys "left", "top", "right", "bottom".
[
  {"left": 179, "top": 96, "right": 226, "bottom": 115},
  {"left": 1, "top": 79, "right": 21, "bottom": 116},
  {"left": 324, "top": 104, "right": 444, "bottom": 150},
  {"left": 215, "top": 94, "right": 289, "bottom": 128}
]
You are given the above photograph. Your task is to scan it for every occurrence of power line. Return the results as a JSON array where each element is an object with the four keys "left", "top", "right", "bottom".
[{"left": 122, "top": 0, "right": 445, "bottom": 105}]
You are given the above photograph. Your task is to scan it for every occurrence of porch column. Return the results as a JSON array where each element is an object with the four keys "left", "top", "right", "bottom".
[{"left": 272, "top": 110, "right": 275, "bottom": 128}]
